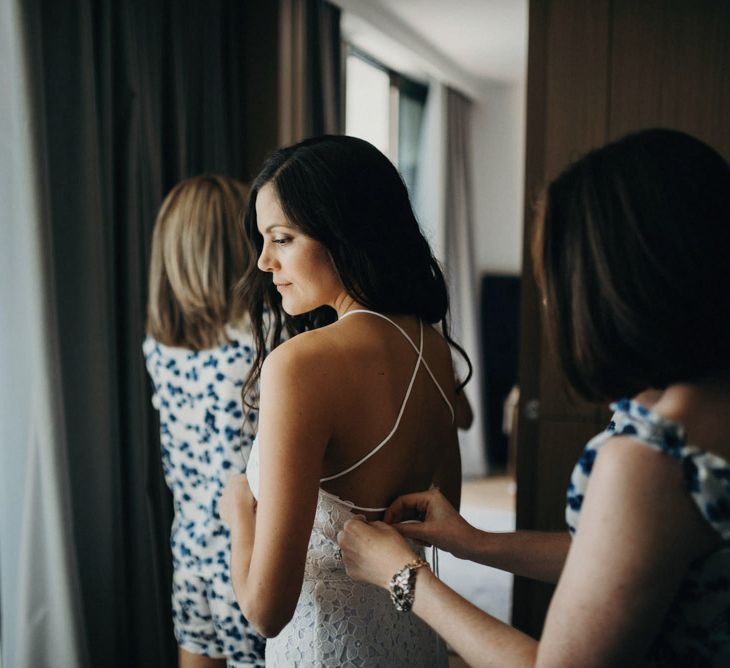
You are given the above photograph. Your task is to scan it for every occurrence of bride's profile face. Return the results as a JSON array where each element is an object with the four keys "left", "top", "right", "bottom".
[{"left": 255, "top": 182, "right": 345, "bottom": 316}]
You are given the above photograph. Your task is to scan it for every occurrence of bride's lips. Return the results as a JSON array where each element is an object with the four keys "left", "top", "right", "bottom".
[{"left": 275, "top": 282, "right": 292, "bottom": 292}]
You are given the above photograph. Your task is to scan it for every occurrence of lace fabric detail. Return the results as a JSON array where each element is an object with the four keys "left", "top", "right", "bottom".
[{"left": 247, "top": 439, "right": 446, "bottom": 666}]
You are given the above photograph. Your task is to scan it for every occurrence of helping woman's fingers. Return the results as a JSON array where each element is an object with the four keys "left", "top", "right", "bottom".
[
  {"left": 392, "top": 521, "right": 435, "bottom": 547},
  {"left": 384, "top": 489, "right": 441, "bottom": 525},
  {"left": 387, "top": 488, "right": 476, "bottom": 557},
  {"left": 384, "top": 487, "right": 458, "bottom": 525}
]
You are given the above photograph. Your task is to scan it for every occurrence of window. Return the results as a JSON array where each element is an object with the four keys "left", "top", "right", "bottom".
[{"left": 344, "top": 48, "right": 427, "bottom": 197}]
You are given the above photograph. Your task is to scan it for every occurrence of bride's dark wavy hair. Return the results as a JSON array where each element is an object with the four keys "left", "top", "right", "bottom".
[{"left": 238, "top": 134, "right": 471, "bottom": 412}]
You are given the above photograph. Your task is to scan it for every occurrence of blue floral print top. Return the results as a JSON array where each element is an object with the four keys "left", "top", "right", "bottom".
[
  {"left": 567, "top": 399, "right": 730, "bottom": 666},
  {"left": 143, "top": 326, "right": 257, "bottom": 571}
]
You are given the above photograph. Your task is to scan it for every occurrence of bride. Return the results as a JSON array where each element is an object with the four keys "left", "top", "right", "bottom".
[{"left": 220, "top": 135, "right": 470, "bottom": 667}]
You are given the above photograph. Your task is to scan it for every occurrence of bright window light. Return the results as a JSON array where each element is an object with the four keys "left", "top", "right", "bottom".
[{"left": 345, "top": 55, "right": 390, "bottom": 158}]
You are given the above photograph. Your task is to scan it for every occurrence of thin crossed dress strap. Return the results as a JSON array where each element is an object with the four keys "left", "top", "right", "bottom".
[
  {"left": 318, "top": 310, "right": 454, "bottom": 513},
  {"left": 335, "top": 310, "right": 455, "bottom": 423}
]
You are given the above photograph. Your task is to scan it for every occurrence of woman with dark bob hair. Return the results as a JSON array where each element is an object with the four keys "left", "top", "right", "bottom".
[
  {"left": 219, "top": 135, "right": 471, "bottom": 666},
  {"left": 338, "top": 128, "right": 730, "bottom": 666}
]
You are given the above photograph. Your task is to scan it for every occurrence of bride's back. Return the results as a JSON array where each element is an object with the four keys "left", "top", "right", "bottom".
[{"left": 312, "top": 312, "right": 461, "bottom": 513}]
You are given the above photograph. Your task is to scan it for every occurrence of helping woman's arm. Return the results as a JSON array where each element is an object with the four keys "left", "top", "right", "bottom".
[
  {"left": 340, "top": 437, "right": 720, "bottom": 666},
  {"left": 385, "top": 488, "right": 570, "bottom": 584},
  {"left": 338, "top": 519, "right": 538, "bottom": 666},
  {"left": 220, "top": 340, "right": 332, "bottom": 637}
]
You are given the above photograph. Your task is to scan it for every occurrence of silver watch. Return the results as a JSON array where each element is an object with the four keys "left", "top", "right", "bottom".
[{"left": 388, "top": 558, "right": 429, "bottom": 612}]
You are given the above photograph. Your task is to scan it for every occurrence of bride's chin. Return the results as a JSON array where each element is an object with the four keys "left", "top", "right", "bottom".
[
  {"left": 281, "top": 301, "right": 307, "bottom": 317},
  {"left": 281, "top": 297, "right": 326, "bottom": 317}
]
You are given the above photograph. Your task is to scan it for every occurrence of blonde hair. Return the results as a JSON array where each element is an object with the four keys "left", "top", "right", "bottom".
[{"left": 146, "top": 174, "right": 251, "bottom": 350}]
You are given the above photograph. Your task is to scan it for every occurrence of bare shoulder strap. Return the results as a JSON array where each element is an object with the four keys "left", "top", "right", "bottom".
[{"left": 320, "top": 313, "right": 425, "bottom": 482}]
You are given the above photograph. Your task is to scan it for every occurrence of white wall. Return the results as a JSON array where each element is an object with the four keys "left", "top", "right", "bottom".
[{"left": 470, "top": 81, "right": 526, "bottom": 277}]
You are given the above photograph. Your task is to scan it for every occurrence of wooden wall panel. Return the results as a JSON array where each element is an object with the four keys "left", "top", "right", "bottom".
[
  {"left": 518, "top": 0, "right": 611, "bottom": 528},
  {"left": 513, "top": 420, "right": 599, "bottom": 634},
  {"left": 542, "top": 0, "right": 610, "bottom": 180},
  {"left": 537, "top": 0, "right": 611, "bottom": 420},
  {"left": 609, "top": 0, "right": 730, "bottom": 157},
  {"left": 534, "top": 421, "right": 599, "bottom": 530},
  {"left": 513, "top": 0, "right": 611, "bottom": 637}
]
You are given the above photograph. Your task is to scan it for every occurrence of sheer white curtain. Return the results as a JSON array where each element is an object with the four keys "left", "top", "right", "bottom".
[
  {"left": 0, "top": 1, "right": 88, "bottom": 666},
  {"left": 414, "top": 80, "right": 446, "bottom": 261},
  {"left": 414, "top": 81, "right": 487, "bottom": 478}
]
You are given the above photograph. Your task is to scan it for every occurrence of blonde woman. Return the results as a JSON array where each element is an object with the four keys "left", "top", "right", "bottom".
[{"left": 144, "top": 175, "right": 265, "bottom": 667}]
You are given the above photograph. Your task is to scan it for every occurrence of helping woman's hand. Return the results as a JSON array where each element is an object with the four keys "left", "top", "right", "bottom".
[
  {"left": 219, "top": 474, "right": 257, "bottom": 547},
  {"left": 384, "top": 487, "right": 477, "bottom": 560},
  {"left": 337, "top": 519, "right": 419, "bottom": 589}
]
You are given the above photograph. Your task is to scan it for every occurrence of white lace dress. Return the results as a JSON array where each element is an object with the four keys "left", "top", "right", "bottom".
[
  {"left": 246, "top": 439, "right": 446, "bottom": 667},
  {"left": 245, "top": 310, "right": 450, "bottom": 667}
]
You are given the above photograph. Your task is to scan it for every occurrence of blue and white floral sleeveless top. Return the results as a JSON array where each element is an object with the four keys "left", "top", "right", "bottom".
[
  {"left": 143, "top": 325, "right": 257, "bottom": 570},
  {"left": 567, "top": 398, "right": 730, "bottom": 666}
]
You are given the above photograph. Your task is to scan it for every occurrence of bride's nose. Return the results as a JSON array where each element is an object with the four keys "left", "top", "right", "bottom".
[{"left": 258, "top": 245, "right": 277, "bottom": 272}]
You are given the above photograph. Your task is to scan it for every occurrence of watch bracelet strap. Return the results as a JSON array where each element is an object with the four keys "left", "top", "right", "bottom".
[
  {"left": 405, "top": 558, "right": 429, "bottom": 573},
  {"left": 388, "top": 558, "right": 430, "bottom": 612}
]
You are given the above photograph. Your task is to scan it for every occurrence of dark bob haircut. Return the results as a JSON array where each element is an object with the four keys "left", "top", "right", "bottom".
[
  {"left": 533, "top": 128, "right": 730, "bottom": 401},
  {"left": 239, "top": 134, "right": 471, "bottom": 406}
]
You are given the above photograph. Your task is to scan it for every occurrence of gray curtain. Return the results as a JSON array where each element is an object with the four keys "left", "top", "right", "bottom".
[
  {"left": 279, "top": 0, "right": 343, "bottom": 144},
  {"left": 444, "top": 87, "right": 488, "bottom": 477},
  {"left": 1, "top": 1, "right": 280, "bottom": 666},
  {"left": 0, "top": 1, "right": 87, "bottom": 665}
]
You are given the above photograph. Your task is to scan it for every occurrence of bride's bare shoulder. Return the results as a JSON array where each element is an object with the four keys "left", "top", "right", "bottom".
[{"left": 261, "top": 327, "right": 345, "bottom": 387}]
